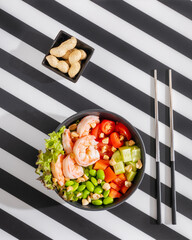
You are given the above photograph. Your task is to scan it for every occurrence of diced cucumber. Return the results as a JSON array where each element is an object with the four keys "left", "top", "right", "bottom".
[
  {"left": 131, "top": 146, "right": 141, "bottom": 162},
  {"left": 126, "top": 161, "right": 137, "bottom": 172},
  {"left": 119, "top": 146, "right": 132, "bottom": 162},
  {"left": 126, "top": 171, "right": 137, "bottom": 182},
  {"left": 112, "top": 150, "right": 122, "bottom": 162},
  {"left": 113, "top": 161, "right": 125, "bottom": 175}
]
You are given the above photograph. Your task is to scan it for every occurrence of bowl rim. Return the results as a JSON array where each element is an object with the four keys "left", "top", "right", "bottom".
[{"left": 55, "top": 109, "right": 146, "bottom": 211}]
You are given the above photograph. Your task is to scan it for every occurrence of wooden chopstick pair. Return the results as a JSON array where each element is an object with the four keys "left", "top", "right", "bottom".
[{"left": 154, "top": 69, "right": 176, "bottom": 225}]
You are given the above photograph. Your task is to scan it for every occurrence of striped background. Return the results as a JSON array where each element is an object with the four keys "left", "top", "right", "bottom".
[{"left": 0, "top": 0, "right": 192, "bottom": 239}]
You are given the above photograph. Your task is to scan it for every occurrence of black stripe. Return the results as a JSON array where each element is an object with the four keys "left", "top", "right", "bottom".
[
  {"left": 0, "top": 88, "right": 58, "bottom": 134},
  {"left": 1, "top": 168, "right": 119, "bottom": 240},
  {"left": 1, "top": 128, "right": 191, "bottom": 220},
  {"left": 0, "top": 209, "right": 51, "bottom": 240},
  {"left": 158, "top": 0, "right": 192, "bottom": 21},
  {"left": 91, "top": 0, "right": 192, "bottom": 59},
  {"left": 141, "top": 174, "right": 192, "bottom": 220},
  {"left": 1, "top": 159, "right": 186, "bottom": 240},
  {"left": 1, "top": 50, "right": 191, "bottom": 180},
  {"left": 109, "top": 203, "right": 188, "bottom": 240},
  {"left": 21, "top": 1, "right": 192, "bottom": 100},
  {"left": 1, "top": 10, "right": 192, "bottom": 140}
]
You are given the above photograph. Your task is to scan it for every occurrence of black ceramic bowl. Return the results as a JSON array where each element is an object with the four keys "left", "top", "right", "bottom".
[
  {"left": 55, "top": 109, "right": 146, "bottom": 210},
  {"left": 42, "top": 30, "right": 94, "bottom": 83}
]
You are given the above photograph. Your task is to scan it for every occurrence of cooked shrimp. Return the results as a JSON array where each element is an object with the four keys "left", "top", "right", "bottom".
[
  {"left": 77, "top": 115, "right": 100, "bottom": 137},
  {"left": 63, "top": 154, "right": 84, "bottom": 179},
  {"left": 62, "top": 129, "right": 73, "bottom": 154},
  {"left": 73, "top": 135, "right": 100, "bottom": 167},
  {"left": 51, "top": 154, "right": 65, "bottom": 186}
]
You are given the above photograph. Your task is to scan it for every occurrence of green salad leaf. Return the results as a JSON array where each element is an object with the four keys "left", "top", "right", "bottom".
[{"left": 36, "top": 126, "right": 65, "bottom": 189}]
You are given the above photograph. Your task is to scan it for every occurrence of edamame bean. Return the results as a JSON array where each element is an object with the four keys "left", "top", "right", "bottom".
[
  {"left": 89, "top": 169, "right": 96, "bottom": 177},
  {"left": 72, "top": 182, "right": 79, "bottom": 192},
  {"left": 103, "top": 197, "right": 114, "bottom": 205},
  {"left": 86, "top": 181, "right": 95, "bottom": 192},
  {"left": 103, "top": 189, "right": 110, "bottom": 198},
  {"left": 77, "top": 184, "right": 86, "bottom": 192},
  {"left": 101, "top": 181, "right": 106, "bottom": 187},
  {"left": 92, "top": 199, "right": 103, "bottom": 206},
  {"left": 96, "top": 169, "right": 105, "bottom": 180},
  {"left": 88, "top": 165, "right": 93, "bottom": 170},
  {"left": 84, "top": 169, "right": 89, "bottom": 177},
  {"left": 65, "top": 180, "right": 74, "bottom": 187},
  {"left": 83, "top": 189, "right": 90, "bottom": 199},
  {"left": 94, "top": 186, "right": 103, "bottom": 194},
  {"left": 91, "top": 177, "right": 98, "bottom": 186}
]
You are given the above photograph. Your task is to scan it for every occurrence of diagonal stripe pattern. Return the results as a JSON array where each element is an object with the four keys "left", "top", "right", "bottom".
[{"left": 1, "top": 0, "right": 192, "bottom": 239}]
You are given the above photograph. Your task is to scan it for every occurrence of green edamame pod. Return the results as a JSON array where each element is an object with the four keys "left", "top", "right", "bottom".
[
  {"left": 84, "top": 169, "right": 89, "bottom": 177},
  {"left": 96, "top": 169, "right": 105, "bottom": 180},
  {"left": 88, "top": 165, "right": 93, "bottom": 170},
  {"left": 83, "top": 189, "right": 90, "bottom": 199},
  {"left": 72, "top": 182, "right": 79, "bottom": 192},
  {"left": 103, "top": 197, "right": 114, "bottom": 205},
  {"left": 86, "top": 181, "right": 95, "bottom": 192},
  {"left": 94, "top": 186, "right": 103, "bottom": 194},
  {"left": 92, "top": 199, "right": 103, "bottom": 206},
  {"left": 91, "top": 177, "right": 98, "bottom": 186},
  {"left": 65, "top": 180, "right": 74, "bottom": 187},
  {"left": 103, "top": 189, "right": 110, "bottom": 198},
  {"left": 89, "top": 169, "right": 97, "bottom": 177},
  {"left": 77, "top": 184, "right": 86, "bottom": 192}
]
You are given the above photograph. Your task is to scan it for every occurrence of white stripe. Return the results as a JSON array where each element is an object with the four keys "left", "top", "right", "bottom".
[
  {"left": 124, "top": 0, "right": 192, "bottom": 41},
  {"left": 0, "top": 149, "right": 154, "bottom": 240},
  {"left": 0, "top": 229, "right": 18, "bottom": 240},
  {"left": 56, "top": 0, "right": 192, "bottom": 80},
  {"left": 0, "top": 108, "right": 191, "bottom": 200},
  {"left": 0, "top": 190, "right": 85, "bottom": 240},
  {"left": 1, "top": 2, "right": 192, "bottom": 123},
  {"left": 127, "top": 189, "right": 192, "bottom": 239},
  {"left": 1, "top": 31, "right": 192, "bottom": 160}
]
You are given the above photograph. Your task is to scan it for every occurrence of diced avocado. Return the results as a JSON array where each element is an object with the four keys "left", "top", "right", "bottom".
[
  {"left": 113, "top": 161, "right": 125, "bottom": 175},
  {"left": 126, "top": 171, "right": 137, "bottom": 182},
  {"left": 119, "top": 146, "right": 132, "bottom": 162},
  {"left": 126, "top": 161, "right": 137, "bottom": 172},
  {"left": 112, "top": 150, "right": 122, "bottom": 162},
  {"left": 131, "top": 146, "right": 141, "bottom": 162}
]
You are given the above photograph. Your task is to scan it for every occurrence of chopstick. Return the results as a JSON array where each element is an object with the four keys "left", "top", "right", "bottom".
[
  {"left": 169, "top": 69, "right": 177, "bottom": 225},
  {"left": 154, "top": 69, "right": 162, "bottom": 224}
]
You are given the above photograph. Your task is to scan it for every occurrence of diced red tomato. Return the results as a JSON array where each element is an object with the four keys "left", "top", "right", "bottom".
[
  {"left": 115, "top": 122, "right": 132, "bottom": 140},
  {"left": 91, "top": 123, "right": 102, "bottom": 140},
  {"left": 97, "top": 141, "right": 113, "bottom": 158},
  {"left": 110, "top": 182, "right": 121, "bottom": 192},
  {"left": 110, "top": 132, "right": 124, "bottom": 148},
  {"left": 109, "top": 188, "right": 122, "bottom": 198},
  {"left": 100, "top": 120, "right": 115, "bottom": 135},
  {"left": 121, "top": 185, "right": 129, "bottom": 194}
]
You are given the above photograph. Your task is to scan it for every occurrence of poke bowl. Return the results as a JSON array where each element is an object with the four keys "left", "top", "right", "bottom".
[{"left": 36, "top": 109, "right": 146, "bottom": 210}]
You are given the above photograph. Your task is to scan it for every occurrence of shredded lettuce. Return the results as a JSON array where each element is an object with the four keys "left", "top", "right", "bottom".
[{"left": 35, "top": 126, "right": 65, "bottom": 189}]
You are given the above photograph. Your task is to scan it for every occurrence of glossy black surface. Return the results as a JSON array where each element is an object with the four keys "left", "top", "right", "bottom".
[
  {"left": 55, "top": 109, "right": 146, "bottom": 211},
  {"left": 42, "top": 30, "right": 94, "bottom": 83}
]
